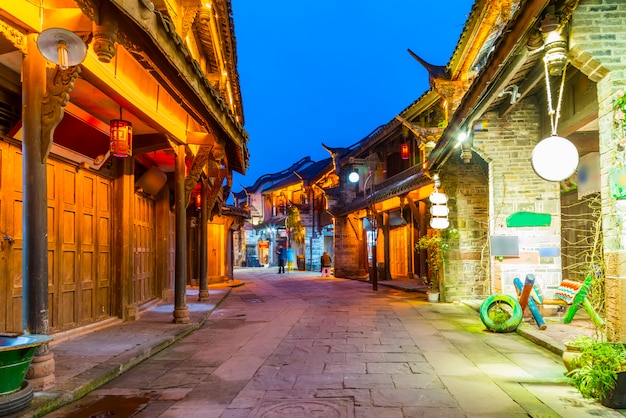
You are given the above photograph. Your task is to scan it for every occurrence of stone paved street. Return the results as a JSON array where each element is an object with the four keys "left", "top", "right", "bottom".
[{"left": 44, "top": 269, "right": 621, "bottom": 417}]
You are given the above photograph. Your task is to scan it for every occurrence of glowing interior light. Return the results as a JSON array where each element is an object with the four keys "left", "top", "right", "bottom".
[{"left": 57, "top": 40, "right": 69, "bottom": 70}]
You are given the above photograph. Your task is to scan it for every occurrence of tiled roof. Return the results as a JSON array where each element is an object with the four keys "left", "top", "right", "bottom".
[
  {"left": 263, "top": 158, "right": 334, "bottom": 193},
  {"left": 233, "top": 157, "right": 314, "bottom": 198},
  {"left": 333, "top": 166, "right": 430, "bottom": 217}
]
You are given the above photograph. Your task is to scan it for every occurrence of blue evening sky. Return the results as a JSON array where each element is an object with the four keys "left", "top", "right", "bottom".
[{"left": 230, "top": 1, "right": 475, "bottom": 192}]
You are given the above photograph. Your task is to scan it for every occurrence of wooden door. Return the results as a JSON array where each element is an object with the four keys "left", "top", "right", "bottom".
[
  {"left": 95, "top": 177, "right": 112, "bottom": 319},
  {"left": 1, "top": 143, "right": 112, "bottom": 333},
  {"left": 207, "top": 222, "right": 224, "bottom": 282},
  {"left": 1, "top": 142, "right": 23, "bottom": 333},
  {"left": 389, "top": 226, "right": 408, "bottom": 279},
  {"left": 52, "top": 160, "right": 113, "bottom": 331},
  {"left": 133, "top": 194, "right": 156, "bottom": 304}
]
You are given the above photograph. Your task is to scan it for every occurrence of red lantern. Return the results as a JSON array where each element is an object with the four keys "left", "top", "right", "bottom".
[
  {"left": 401, "top": 143, "right": 409, "bottom": 160},
  {"left": 196, "top": 192, "right": 202, "bottom": 210},
  {"left": 110, "top": 115, "right": 132, "bottom": 158}
]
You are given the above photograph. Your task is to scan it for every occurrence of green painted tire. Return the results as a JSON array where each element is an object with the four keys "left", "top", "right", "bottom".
[{"left": 479, "top": 294, "right": 523, "bottom": 333}]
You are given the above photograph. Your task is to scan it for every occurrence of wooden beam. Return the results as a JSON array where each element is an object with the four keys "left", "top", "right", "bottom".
[{"left": 187, "top": 131, "right": 218, "bottom": 146}]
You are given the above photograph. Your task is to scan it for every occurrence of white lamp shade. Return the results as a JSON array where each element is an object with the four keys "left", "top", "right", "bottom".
[
  {"left": 430, "top": 217, "right": 449, "bottom": 229},
  {"left": 429, "top": 191, "right": 448, "bottom": 204},
  {"left": 348, "top": 171, "right": 360, "bottom": 183},
  {"left": 430, "top": 205, "right": 449, "bottom": 217},
  {"left": 37, "top": 28, "right": 87, "bottom": 69},
  {"left": 531, "top": 136, "right": 579, "bottom": 182}
]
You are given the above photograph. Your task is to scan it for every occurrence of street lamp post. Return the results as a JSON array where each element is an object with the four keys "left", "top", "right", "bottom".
[
  {"left": 364, "top": 173, "right": 378, "bottom": 291},
  {"left": 349, "top": 168, "right": 378, "bottom": 291}
]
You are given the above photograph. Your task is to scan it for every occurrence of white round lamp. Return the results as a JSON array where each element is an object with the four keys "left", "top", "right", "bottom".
[
  {"left": 348, "top": 170, "right": 360, "bottom": 183},
  {"left": 531, "top": 136, "right": 579, "bottom": 182}
]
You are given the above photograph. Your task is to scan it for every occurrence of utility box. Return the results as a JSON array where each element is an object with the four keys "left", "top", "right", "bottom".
[{"left": 297, "top": 255, "right": 306, "bottom": 271}]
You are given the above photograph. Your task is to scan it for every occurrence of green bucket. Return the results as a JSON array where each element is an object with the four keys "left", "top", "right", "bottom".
[{"left": 0, "top": 335, "right": 52, "bottom": 395}]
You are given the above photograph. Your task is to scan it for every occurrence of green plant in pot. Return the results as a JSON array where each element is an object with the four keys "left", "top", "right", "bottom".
[
  {"left": 415, "top": 228, "right": 458, "bottom": 297},
  {"left": 415, "top": 231, "right": 447, "bottom": 295},
  {"left": 567, "top": 336, "right": 626, "bottom": 408}
]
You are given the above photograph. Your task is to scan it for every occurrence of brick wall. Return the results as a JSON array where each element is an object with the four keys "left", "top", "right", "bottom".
[
  {"left": 469, "top": 101, "right": 563, "bottom": 299},
  {"left": 334, "top": 215, "right": 367, "bottom": 278},
  {"left": 571, "top": 0, "right": 626, "bottom": 340},
  {"left": 440, "top": 159, "right": 489, "bottom": 301}
]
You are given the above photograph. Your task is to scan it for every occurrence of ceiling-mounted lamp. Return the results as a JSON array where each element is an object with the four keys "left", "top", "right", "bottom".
[
  {"left": 541, "top": 15, "right": 567, "bottom": 76},
  {"left": 110, "top": 107, "right": 133, "bottom": 158},
  {"left": 37, "top": 28, "right": 87, "bottom": 70}
]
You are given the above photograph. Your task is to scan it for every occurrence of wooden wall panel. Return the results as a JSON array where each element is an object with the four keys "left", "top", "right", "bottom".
[
  {"left": 132, "top": 194, "right": 156, "bottom": 305},
  {"left": 7, "top": 145, "right": 23, "bottom": 333},
  {"left": 207, "top": 223, "right": 224, "bottom": 279},
  {"left": 97, "top": 179, "right": 111, "bottom": 319},
  {"left": 80, "top": 174, "right": 95, "bottom": 325},
  {"left": 0, "top": 142, "right": 7, "bottom": 332},
  {"left": 390, "top": 226, "right": 408, "bottom": 279},
  {"left": 0, "top": 142, "right": 113, "bottom": 333},
  {"left": 168, "top": 211, "right": 175, "bottom": 290}
]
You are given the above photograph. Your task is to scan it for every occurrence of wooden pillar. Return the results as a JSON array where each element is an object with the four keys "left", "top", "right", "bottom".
[
  {"left": 227, "top": 221, "right": 234, "bottom": 280},
  {"left": 198, "top": 179, "right": 209, "bottom": 300},
  {"left": 22, "top": 33, "right": 54, "bottom": 388},
  {"left": 382, "top": 212, "right": 390, "bottom": 281},
  {"left": 112, "top": 157, "right": 135, "bottom": 320},
  {"left": 173, "top": 145, "right": 189, "bottom": 323},
  {"left": 155, "top": 182, "right": 173, "bottom": 301}
]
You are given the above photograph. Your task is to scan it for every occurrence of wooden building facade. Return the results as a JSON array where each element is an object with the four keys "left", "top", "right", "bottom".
[{"left": 0, "top": 0, "right": 249, "bottom": 387}]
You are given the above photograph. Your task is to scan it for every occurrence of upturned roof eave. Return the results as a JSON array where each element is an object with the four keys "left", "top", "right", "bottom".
[
  {"left": 428, "top": 0, "right": 551, "bottom": 172},
  {"left": 92, "top": 0, "right": 250, "bottom": 173},
  {"left": 332, "top": 167, "right": 430, "bottom": 217}
]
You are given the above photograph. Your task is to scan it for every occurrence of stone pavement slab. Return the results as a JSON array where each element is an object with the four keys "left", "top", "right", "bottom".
[{"left": 7, "top": 270, "right": 618, "bottom": 417}]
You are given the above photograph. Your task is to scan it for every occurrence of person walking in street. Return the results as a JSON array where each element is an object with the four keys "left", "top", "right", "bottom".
[
  {"left": 286, "top": 247, "right": 295, "bottom": 272},
  {"left": 276, "top": 244, "right": 286, "bottom": 274},
  {"left": 321, "top": 251, "right": 332, "bottom": 277}
]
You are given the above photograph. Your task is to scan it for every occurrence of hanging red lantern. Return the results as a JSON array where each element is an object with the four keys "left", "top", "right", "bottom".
[
  {"left": 110, "top": 108, "right": 132, "bottom": 157},
  {"left": 401, "top": 143, "right": 409, "bottom": 160}
]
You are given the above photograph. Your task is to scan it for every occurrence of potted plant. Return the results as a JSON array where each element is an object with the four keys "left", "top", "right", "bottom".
[
  {"left": 563, "top": 335, "right": 594, "bottom": 372},
  {"left": 567, "top": 336, "right": 626, "bottom": 408},
  {"left": 420, "top": 276, "right": 439, "bottom": 302},
  {"left": 415, "top": 230, "right": 448, "bottom": 302}
]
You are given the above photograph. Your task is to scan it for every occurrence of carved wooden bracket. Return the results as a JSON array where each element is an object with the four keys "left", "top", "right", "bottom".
[
  {"left": 41, "top": 66, "right": 81, "bottom": 163},
  {"left": 184, "top": 145, "right": 213, "bottom": 207},
  {"left": 206, "top": 169, "right": 227, "bottom": 220},
  {"left": 0, "top": 19, "right": 26, "bottom": 54}
]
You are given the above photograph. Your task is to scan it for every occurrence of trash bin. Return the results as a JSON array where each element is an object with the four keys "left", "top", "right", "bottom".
[
  {"left": 377, "top": 262, "right": 386, "bottom": 280},
  {"left": 297, "top": 255, "right": 306, "bottom": 271}
]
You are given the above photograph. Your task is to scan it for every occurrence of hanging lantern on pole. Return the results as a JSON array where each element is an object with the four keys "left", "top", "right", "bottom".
[
  {"left": 429, "top": 174, "right": 449, "bottom": 229},
  {"left": 110, "top": 107, "right": 132, "bottom": 158}
]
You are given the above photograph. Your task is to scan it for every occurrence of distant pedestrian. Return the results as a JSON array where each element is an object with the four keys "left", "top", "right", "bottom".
[
  {"left": 286, "top": 247, "right": 295, "bottom": 272},
  {"left": 276, "top": 244, "right": 286, "bottom": 274},
  {"left": 321, "top": 252, "right": 332, "bottom": 277}
]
